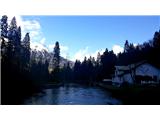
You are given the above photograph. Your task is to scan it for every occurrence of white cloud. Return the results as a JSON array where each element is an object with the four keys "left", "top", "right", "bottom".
[
  {"left": 61, "top": 45, "right": 69, "bottom": 52},
  {"left": 133, "top": 43, "right": 137, "bottom": 47},
  {"left": 22, "top": 20, "right": 41, "bottom": 30},
  {"left": 48, "top": 44, "right": 55, "bottom": 51},
  {"left": 72, "top": 47, "right": 105, "bottom": 62},
  {"left": 91, "top": 49, "right": 105, "bottom": 59},
  {"left": 29, "top": 31, "right": 39, "bottom": 38},
  {"left": 112, "top": 45, "right": 124, "bottom": 55},
  {"left": 40, "top": 38, "right": 46, "bottom": 45},
  {"left": 22, "top": 21, "right": 42, "bottom": 41},
  {"left": 30, "top": 42, "right": 48, "bottom": 51},
  {"left": 22, "top": 20, "right": 42, "bottom": 40},
  {"left": 60, "top": 45, "right": 69, "bottom": 58},
  {"left": 72, "top": 46, "right": 89, "bottom": 62}
]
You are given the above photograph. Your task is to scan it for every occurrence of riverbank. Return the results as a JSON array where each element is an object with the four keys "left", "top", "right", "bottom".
[{"left": 97, "top": 83, "right": 160, "bottom": 105}]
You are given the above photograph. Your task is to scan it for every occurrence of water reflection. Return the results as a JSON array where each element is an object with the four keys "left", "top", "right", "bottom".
[{"left": 24, "top": 84, "right": 121, "bottom": 105}]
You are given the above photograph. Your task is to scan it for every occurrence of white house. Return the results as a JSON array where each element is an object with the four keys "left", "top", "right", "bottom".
[{"left": 112, "top": 61, "right": 160, "bottom": 86}]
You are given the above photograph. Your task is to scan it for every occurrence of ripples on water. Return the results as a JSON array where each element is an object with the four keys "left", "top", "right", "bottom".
[{"left": 24, "top": 84, "right": 121, "bottom": 105}]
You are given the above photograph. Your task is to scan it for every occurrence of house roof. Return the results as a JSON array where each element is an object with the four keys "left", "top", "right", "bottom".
[
  {"left": 115, "top": 60, "right": 147, "bottom": 71},
  {"left": 114, "top": 60, "right": 160, "bottom": 77},
  {"left": 103, "top": 79, "right": 112, "bottom": 82},
  {"left": 115, "top": 66, "right": 130, "bottom": 70},
  {"left": 115, "top": 61, "right": 147, "bottom": 77},
  {"left": 116, "top": 59, "right": 160, "bottom": 69}
]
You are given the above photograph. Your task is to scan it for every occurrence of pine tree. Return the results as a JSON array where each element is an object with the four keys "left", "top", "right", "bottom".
[
  {"left": 153, "top": 30, "right": 160, "bottom": 48},
  {"left": 73, "top": 60, "right": 81, "bottom": 82},
  {"left": 21, "top": 33, "right": 31, "bottom": 70},
  {"left": 1, "top": 15, "right": 8, "bottom": 37},
  {"left": 53, "top": 41, "right": 60, "bottom": 69},
  {"left": 124, "top": 40, "right": 129, "bottom": 53},
  {"left": 17, "top": 26, "right": 21, "bottom": 45},
  {"left": 14, "top": 26, "right": 21, "bottom": 64},
  {"left": 8, "top": 17, "right": 17, "bottom": 41},
  {"left": 22, "top": 33, "right": 30, "bottom": 48},
  {"left": 10, "top": 17, "right": 17, "bottom": 29},
  {"left": 96, "top": 52, "right": 101, "bottom": 65}
]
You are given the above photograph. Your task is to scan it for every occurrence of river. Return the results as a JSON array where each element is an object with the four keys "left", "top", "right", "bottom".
[{"left": 24, "top": 84, "right": 121, "bottom": 105}]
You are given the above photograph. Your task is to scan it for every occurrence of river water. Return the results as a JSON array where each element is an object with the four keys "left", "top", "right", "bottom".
[{"left": 24, "top": 84, "right": 121, "bottom": 105}]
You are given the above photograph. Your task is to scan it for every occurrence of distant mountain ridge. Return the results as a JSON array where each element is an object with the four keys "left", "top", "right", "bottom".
[{"left": 30, "top": 48, "right": 74, "bottom": 69}]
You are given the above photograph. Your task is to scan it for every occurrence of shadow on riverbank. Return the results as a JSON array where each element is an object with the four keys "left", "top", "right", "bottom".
[{"left": 98, "top": 83, "right": 160, "bottom": 105}]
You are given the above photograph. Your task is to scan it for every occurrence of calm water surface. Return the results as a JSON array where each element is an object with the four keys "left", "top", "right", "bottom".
[{"left": 24, "top": 84, "right": 121, "bottom": 105}]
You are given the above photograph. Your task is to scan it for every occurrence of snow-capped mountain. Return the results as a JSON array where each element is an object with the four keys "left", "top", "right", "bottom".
[{"left": 30, "top": 45, "right": 74, "bottom": 69}]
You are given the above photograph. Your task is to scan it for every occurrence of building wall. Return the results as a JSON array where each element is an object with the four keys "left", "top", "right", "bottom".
[
  {"left": 112, "top": 63, "right": 160, "bottom": 85},
  {"left": 136, "top": 63, "right": 160, "bottom": 81},
  {"left": 123, "top": 73, "right": 133, "bottom": 84},
  {"left": 112, "top": 76, "right": 123, "bottom": 85}
]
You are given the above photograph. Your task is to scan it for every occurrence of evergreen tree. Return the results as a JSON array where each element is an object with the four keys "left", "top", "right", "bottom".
[
  {"left": 96, "top": 52, "right": 101, "bottom": 65},
  {"left": 73, "top": 60, "right": 81, "bottom": 82},
  {"left": 0, "top": 15, "right": 8, "bottom": 37},
  {"left": 50, "top": 41, "right": 61, "bottom": 83},
  {"left": 8, "top": 17, "right": 17, "bottom": 41},
  {"left": 21, "top": 33, "right": 31, "bottom": 69},
  {"left": 53, "top": 41, "right": 60, "bottom": 69},
  {"left": 124, "top": 40, "right": 129, "bottom": 53},
  {"left": 153, "top": 30, "right": 160, "bottom": 48},
  {"left": 16, "top": 26, "right": 21, "bottom": 45}
]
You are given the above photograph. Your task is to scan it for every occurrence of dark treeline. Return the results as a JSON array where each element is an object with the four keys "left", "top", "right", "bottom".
[
  {"left": 1, "top": 15, "right": 160, "bottom": 104},
  {"left": 72, "top": 51, "right": 117, "bottom": 85}
]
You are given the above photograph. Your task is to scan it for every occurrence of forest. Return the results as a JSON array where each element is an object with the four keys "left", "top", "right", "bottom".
[{"left": 1, "top": 15, "right": 160, "bottom": 104}]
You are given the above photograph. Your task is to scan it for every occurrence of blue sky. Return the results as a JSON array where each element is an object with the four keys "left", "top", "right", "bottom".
[{"left": 19, "top": 16, "right": 160, "bottom": 61}]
